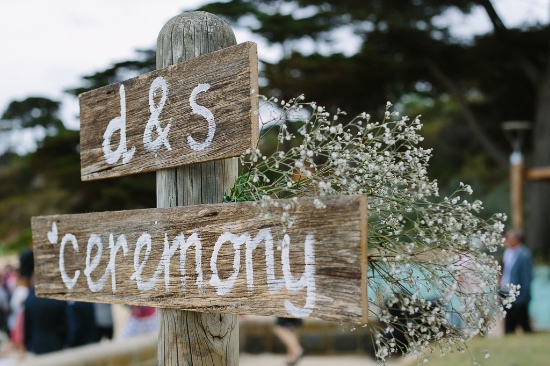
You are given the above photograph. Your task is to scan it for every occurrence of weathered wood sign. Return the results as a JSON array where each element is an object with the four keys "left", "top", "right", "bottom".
[
  {"left": 32, "top": 196, "right": 368, "bottom": 323},
  {"left": 79, "top": 41, "right": 259, "bottom": 181}
]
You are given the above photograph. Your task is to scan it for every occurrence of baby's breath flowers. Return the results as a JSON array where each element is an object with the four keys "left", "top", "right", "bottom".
[{"left": 225, "top": 95, "right": 511, "bottom": 364}]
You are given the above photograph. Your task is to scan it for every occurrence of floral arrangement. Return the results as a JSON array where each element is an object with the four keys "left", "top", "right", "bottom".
[{"left": 225, "top": 95, "right": 515, "bottom": 364}]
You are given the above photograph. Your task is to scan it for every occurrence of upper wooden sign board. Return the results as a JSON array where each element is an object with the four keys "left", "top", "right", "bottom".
[
  {"left": 79, "top": 42, "right": 259, "bottom": 181},
  {"left": 31, "top": 196, "right": 368, "bottom": 324}
]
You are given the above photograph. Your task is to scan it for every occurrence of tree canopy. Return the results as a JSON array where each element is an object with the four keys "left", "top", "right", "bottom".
[
  {"left": 197, "top": 0, "right": 550, "bottom": 257},
  {"left": 0, "top": 53, "right": 157, "bottom": 252},
  {"left": 1, "top": 0, "right": 549, "bottom": 257}
]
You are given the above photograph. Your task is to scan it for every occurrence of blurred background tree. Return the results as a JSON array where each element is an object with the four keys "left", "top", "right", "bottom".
[
  {"left": 197, "top": 0, "right": 550, "bottom": 259},
  {"left": 0, "top": 52, "right": 156, "bottom": 252},
  {"left": 1, "top": 0, "right": 548, "bottom": 259}
]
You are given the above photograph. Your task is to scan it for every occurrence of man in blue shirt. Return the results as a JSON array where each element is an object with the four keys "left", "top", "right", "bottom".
[{"left": 501, "top": 230, "right": 533, "bottom": 334}]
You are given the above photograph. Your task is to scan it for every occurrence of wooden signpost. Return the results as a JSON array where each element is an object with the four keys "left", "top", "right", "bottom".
[{"left": 30, "top": 11, "right": 368, "bottom": 366}]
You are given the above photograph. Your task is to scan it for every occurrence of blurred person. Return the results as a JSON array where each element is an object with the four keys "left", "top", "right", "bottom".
[
  {"left": 94, "top": 303, "right": 114, "bottom": 340},
  {"left": 3, "top": 248, "right": 33, "bottom": 356},
  {"left": 120, "top": 306, "right": 157, "bottom": 339},
  {"left": 2, "top": 264, "right": 16, "bottom": 297},
  {"left": 273, "top": 317, "right": 304, "bottom": 366},
  {"left": 500, "top": 229, "right": 533, "bottom": 334},
  {"left": 0, "top": 273, "right": 9, "bottom": 334},
  {"left": 8, "top": 274, "right": 31, "bottom": 333},
  {"left": 23, "top": 289, "right": 67, "bottom": 355},
  {"left": 18, "top": 248, "right": 67, "bottom": 356},
  {"left": 8, "top": 250, "right": 34, "bottom": 351},
  {"left": 7, "top": 276, "right": 27, "bottom": 353},
  {"left": 66, "top": 301, "right": 97, "bottom": 347},
  {"left": 18, "top": 249, "right": 34, "bottom": 280}
]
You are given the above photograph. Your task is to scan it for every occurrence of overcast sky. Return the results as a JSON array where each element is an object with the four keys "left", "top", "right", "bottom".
[{"left": 0, "top": 0, "right": 548, "bottom": 152}]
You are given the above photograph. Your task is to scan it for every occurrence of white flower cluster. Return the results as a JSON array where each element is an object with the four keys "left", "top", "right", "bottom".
[{"left": 226, "top": 95, "right": 511, "bottom": 364}]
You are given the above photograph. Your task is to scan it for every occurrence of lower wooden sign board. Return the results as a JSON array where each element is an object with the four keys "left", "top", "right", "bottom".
[{"left": 31, "top": 196, "right": 368, "bottom": 324}]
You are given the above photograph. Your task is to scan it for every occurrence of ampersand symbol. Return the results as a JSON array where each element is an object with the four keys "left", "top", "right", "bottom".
[{"left": 144, "top": 77, "right": 172, "bottom": 152}]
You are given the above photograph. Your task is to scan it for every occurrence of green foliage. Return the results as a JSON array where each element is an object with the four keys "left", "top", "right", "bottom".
[
  {"left": 0, "top": 0, "right": 547, "bottom": 256},
  {"left": 4, "top": 228, "right": 32, "bottom": 253},
  {"left": 0, "top": 96, "right": 66, "bottom": 155},
  {"left": 0, "top": 50, "right": 159, "bottom": 250},
  {"left": 1, "top": 97, "right": 64, "bottom": 131},
  {"left": 0, "top": 124, "right": 156, "bottom": 250},
  {"left": 198, "top": 0, "right": 550, "bottom": 251},
  {"left": 199, "top": 0, "right": 335, "bottom": 43},
  {"left": 197, "top": 0, "right": 546, "bottom": 157},
  {"left": 67, "top": 50, "right": 155, "bottom": 96}
]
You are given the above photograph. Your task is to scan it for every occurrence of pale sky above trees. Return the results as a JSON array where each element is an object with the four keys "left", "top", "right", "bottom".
[{"left": 0, "top": 0, "right": 547, "bottom": 152}]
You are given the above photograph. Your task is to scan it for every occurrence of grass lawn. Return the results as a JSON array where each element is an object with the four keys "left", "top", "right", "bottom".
[{"left": 411, "top": 332, "right": 550, "bottom": 366}]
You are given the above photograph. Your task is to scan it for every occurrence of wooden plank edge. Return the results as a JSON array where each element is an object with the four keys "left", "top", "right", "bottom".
[
  {"left": 31, "top": 291, "right": 361, "bottom": 324},
  {"left": 359, "top": 195, "right": 368, "bottom": 324},
  {"left": 80, "top": 153, "right": 246, "bottom": 181},
  {"left": 77, "top": 42, "right": 256, "bottom": 101},
  {"left": 248, "top": 42, "right": 259, "bottom": 150}
]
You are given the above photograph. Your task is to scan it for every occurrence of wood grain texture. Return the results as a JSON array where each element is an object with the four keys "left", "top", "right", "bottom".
[
  {"left": 79, "top": 41, "right": 259, "bottom": 181},
  {"left": 31, "top": 196, "right": 368, "bottom": 324},
  {"left": 158, "top": 310, "right": 237, "bottom": 366},
  {"left": 155, "top": 12, "right": 240, "bottom": 366}
]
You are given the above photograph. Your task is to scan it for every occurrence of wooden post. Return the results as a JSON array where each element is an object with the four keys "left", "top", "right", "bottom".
[
  {"left": 526, "top": 166, "right": 550, "bottom": 181},
  {"left": 510, "top": 153, "right": 524, "bottom": 232},
  {"left": 156, "top": 12, "right": 239, "bottom": 365}
]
